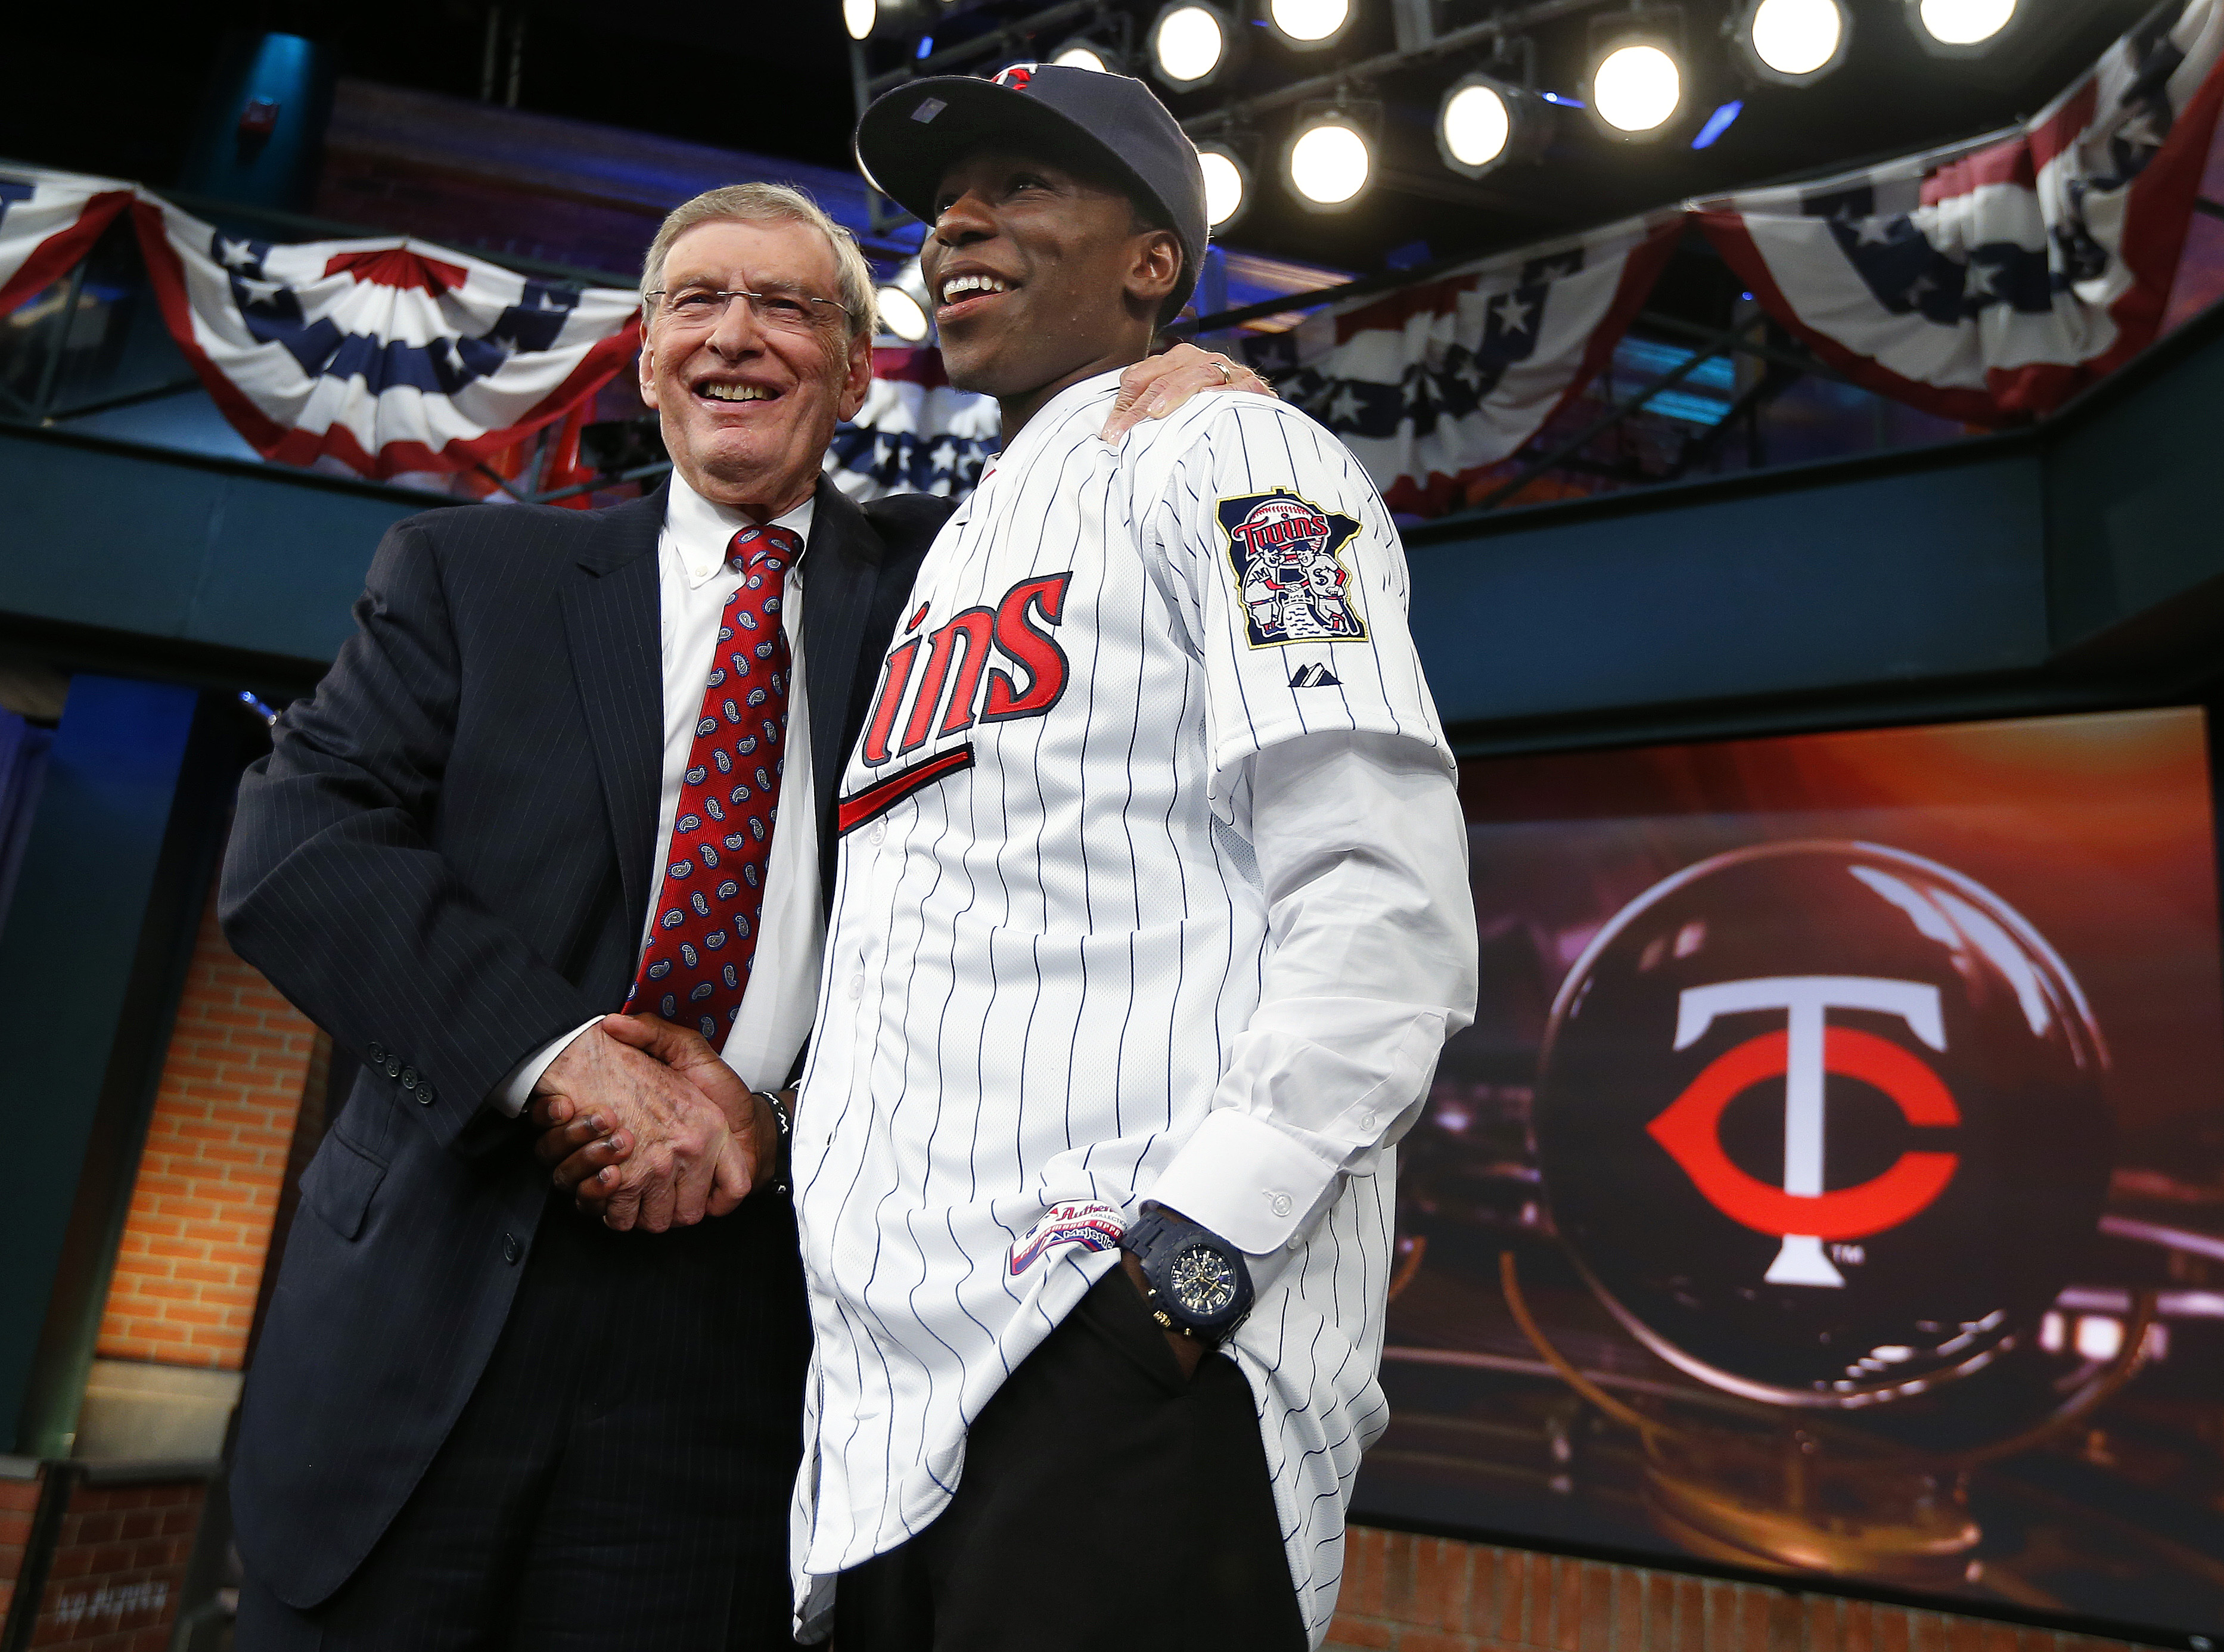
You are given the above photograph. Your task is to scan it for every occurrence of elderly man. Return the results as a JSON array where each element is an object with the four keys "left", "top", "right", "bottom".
[{"left": 220, "top": 178, "right": 1260, "bottom": 1648}]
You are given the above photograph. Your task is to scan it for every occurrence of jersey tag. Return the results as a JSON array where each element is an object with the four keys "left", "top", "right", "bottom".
[{"left": 1009, "top": 1201, "right": 1127, "bottom": 1275}]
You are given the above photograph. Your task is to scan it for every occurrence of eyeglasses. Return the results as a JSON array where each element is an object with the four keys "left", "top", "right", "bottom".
[{"left": 647, "top": 286, "right": 853, "bottom": 333}]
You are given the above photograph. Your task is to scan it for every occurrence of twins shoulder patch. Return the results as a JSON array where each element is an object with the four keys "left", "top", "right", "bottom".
[
  {"left": 1008, "top": 1201, "right": 1126, "bottom": 1275},
  {"left": 1217, "top": 489, "right": 1368, "bottom": 649}
]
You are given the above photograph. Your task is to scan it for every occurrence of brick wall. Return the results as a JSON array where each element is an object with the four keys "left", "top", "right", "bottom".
[
  {"left": 1327, "top": 1529, "right": 2166, "bottom": 1652},
  {"left": 94, "top": 890, "right": 318, "bottom": 1371},
  {"left": 0, "top": 1467, "right": 40, "bottom": 1624},
  {"left": 26, "top": 1477, "right": 204, "bottom": 1650}
]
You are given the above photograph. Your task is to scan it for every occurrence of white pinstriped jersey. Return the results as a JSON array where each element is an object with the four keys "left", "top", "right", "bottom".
[{"left": 790, "top": 370, "right": 1464, "bottom": 1645}]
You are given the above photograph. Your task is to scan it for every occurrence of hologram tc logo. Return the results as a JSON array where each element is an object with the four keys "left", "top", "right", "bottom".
[{"left": 1645, "top": 977, "right": 1961, "bottom": 1290}]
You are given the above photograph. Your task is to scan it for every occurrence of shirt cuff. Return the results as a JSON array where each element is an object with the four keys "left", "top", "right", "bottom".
[
  {"left": 491, "top": 1018, "right": 601, "bottom": 1117},
  {"left": 1147, "top": 1110, "right": 1343, "bottom": 1255}
]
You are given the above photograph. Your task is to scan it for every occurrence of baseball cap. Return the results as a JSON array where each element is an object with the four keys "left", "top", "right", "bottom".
[{"left": 855, "top": 63, "right": 1209, "bottom": 317}]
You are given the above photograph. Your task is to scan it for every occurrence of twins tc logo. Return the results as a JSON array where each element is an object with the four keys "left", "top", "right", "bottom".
[
  {"left": 1218, "top": 489, "right": 1368, "bottom": 648},
  {"left": 859, "top": 572, "right": 1074, "bottom": 766},
  {"left": 1646, "top": 977, "right": 1960, "bottom": 1290}
]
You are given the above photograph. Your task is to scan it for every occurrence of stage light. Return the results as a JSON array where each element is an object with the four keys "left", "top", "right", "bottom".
[
  {"left": 1435, "top": 72, "right": 1547, "bottom": 180},
  {"left": 1196, "top": 140, "right": 1252, "bottom": 228},
  {"left": 1908, "top": 0, "right": 2015, "bottom": 53},
  {"left": 1150, "top": 2, "right": 1237, "bottom": 90},
  {"left": 843, "top": 0, "right": 877, "bottom": 41},
  {"left": 1440, "top": 79, "right": 1509, "bottom": 170},
  {"left": 1051, "top": 38, "right": 1116, "bottom": 72},
  {"left": 1266, "top": 0, "right": 1354, "bottom": 50},
  {"left": 1286, "top": 111, "right": 1372, "bottom": 210},
  {"left": 1589, "top": 39, "right": 1681, "bottom": 136},
  {"left": 875, "top": 259, "right": 933, "bottom": 343},
  {"left": 1731, "top": 0, "right": 1849, "bottom": 86}
]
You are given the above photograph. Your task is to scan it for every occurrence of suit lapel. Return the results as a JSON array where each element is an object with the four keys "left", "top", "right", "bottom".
[
  {"left": 560, "top": 487, "right": 666, "bottom": 938},
  {"left": 802, "top": 477, "right": 884, "bottom": 863}
]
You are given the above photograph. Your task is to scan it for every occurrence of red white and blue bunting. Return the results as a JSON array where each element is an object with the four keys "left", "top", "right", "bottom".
[
  {"left": 6, "top": 0, "right": 2222, "bottom": 508},
  {"left": 827, "top": 346, "right": 999, "bottom": 502},
  {"left": 129, "top": 197, "right": 641, "bottom": 479},
  {"left": 1695, "top": 0, "right": 2224, "bottom": 423},
  {"left": 0, "top": 166, "right": 134, "bottom": 318},
  {"left": 1232, "top": 216, "right": 1679, "bottom": 518}
]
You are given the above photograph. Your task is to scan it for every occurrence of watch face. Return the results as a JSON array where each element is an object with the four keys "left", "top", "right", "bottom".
[{"left": 1169, "top": 1240, "right": 1238, "bottom": 1318}]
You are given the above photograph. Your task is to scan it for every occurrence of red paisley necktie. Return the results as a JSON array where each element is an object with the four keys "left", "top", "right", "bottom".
[{"left": 625, "top": 523, "right": 799, "bottom": 1041}]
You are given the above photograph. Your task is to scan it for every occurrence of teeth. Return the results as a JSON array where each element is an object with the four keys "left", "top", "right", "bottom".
[
  {"left": 701, "top": 384, "right": 771, "bottom": 402},
  {"left": 940, "top": 274, "right": 1011, "bottom": 303}
]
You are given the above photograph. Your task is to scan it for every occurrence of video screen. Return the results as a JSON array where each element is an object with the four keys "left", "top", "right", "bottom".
[{"left": 1358, "top": 707, "right": 2224, "bottom": 1639}]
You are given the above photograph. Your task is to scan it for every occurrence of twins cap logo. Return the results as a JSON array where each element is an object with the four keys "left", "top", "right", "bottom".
[
  {"left": 990, "top": 63, "right": 1039, "bottom": 91},
  {"left": 1535, "top": 840, "right": 2112, "bottom": 1406},
  {"left": 1217, "top": 489, "right": 1367, "bottom": 649},
  {"left": 1647, "top": 976, "right": 1959, "bottom": 1289}
]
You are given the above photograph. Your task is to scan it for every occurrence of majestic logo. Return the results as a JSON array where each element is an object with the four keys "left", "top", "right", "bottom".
[
  {"left": 858, "top": 572, "right": 1074, "bottom": 768},
  {"left": 1217, "top": 489, "right": 1367, "bottom": 649},
  {"left": 1647, "top": 977, "right": 1959, "bottom": 1290}
]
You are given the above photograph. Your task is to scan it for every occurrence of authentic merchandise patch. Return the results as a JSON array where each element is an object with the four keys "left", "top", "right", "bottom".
[
  {"left": 1008, "top": 1201, "right": 1126, "bottom": 1275},
  {"left": 1217, "top": 489, "right": 1368, "bottom": 650}
]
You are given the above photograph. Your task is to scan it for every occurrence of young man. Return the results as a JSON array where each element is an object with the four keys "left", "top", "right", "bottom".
[{"left": 771, "top": 66, "right": 1481, "bottom": 1649}]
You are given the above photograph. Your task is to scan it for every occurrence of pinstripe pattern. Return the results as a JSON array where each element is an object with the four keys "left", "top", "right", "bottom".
[
  {"left": 220, "top": 479, "right": 952, "bottom": 1613},
  {"left": 790, "top": 372, "right": 1455, "bottom": 1647}
]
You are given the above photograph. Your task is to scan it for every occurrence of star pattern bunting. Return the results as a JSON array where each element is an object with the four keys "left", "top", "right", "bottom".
[
  {"left": 1233, "top": 226, "right": 1679, "bottom": 520},
  {"left": 128, "top": 195, "right": 641, "bottom": 478},
  {"left": 1695, "top": 0, "right": 2224, "bottom": 423}
]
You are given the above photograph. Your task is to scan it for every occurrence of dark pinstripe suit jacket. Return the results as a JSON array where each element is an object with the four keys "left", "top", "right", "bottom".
[{"left": 218, "top": 476, "right": 954, "bottom": 1608}]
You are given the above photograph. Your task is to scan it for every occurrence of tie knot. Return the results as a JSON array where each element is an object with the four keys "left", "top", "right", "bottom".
[{"left": 729, "top": 524, "right": 803, "bottom": 574}]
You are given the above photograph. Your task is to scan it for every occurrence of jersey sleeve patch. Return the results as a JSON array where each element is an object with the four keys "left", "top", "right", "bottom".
[{"left": 1217, "top": 488, "right": 1369, "bottom": 650}]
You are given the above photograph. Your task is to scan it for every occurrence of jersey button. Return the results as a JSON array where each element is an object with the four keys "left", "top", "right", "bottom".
[
  {"left": 846, "top": 974, "right": 864, "bottom": 1000},
  {"left": 1269, "top": 1191, "right": 1294, "bottom": 1219},
  {"left": 869, "top": 821, "right": 886, "bottom": 846}
]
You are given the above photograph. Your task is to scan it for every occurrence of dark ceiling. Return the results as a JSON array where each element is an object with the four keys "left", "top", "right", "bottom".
[{"left": 7, "top": 0, "right": 2160, "bottom": 283}]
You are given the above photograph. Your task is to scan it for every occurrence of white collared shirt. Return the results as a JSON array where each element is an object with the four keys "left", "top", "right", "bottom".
[{"left": 494, "top": 471, "right": 825, "bottom": 1108}]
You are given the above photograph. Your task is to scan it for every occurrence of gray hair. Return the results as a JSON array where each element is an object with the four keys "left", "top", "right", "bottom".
[{"left": 640, "top": 183, "right": 878, "bottom": 344}]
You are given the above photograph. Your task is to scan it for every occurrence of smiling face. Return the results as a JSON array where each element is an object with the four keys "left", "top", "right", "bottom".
[
  {"left": 637, "top": 217, "right": 872, "bottom": 519},
  {"left": 920, "top": 151, "right": 1182, "bottom": 438}
]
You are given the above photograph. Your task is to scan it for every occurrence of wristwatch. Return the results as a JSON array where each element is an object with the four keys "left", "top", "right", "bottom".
[{"left": 1120, "top": 1204, "right": 1253, "bottom": 1344}]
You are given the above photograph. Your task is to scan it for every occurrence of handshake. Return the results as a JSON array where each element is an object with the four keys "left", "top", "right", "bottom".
[{"left": 527, "top": 1015, "right": 783, "bottom": 1232}]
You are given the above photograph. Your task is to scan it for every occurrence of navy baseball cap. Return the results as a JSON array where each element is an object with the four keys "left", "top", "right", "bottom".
[{"left": 855, "top": 63, "right": 1209, "bottom": 317}]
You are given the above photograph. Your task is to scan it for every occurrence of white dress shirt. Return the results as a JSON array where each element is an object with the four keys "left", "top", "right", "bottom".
[{"left": 493, "top": 472, "right": 825, "bottom": 1110}]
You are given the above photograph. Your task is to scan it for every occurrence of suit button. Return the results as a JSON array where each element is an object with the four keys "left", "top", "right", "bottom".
[
  {"left": 367, "top": 1041, "right": 386, "bottom": 1062},
  {"left": 502, "top": 1234, "right": 522, "bottom": 1265},
  {"left": 401, "top": 1067, "right": 418, "bottom": 1088},
  {"left": 418, "top": 1086, "right": 436, "bottom": 1107},
  {"left": 384, "top": 1055, "right": 402, "bottom": 1079}
]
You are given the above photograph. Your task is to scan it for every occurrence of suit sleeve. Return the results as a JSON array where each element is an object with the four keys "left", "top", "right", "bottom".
[{"left": 219, "top": 517, "right": 597, "bottom": 1153}]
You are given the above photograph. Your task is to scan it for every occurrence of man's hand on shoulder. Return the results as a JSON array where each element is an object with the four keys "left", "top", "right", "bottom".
[
  {"left": 528, "top": 1015, "right": 773, "bottom": 1231},
  {"left": 1100, "top": 341, "right": 1276, "bottom": 445}
]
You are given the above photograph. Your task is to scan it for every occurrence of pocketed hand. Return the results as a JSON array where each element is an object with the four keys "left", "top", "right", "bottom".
[{"left": 528, "top": 1015, "right": 774, "bottom": 1231}]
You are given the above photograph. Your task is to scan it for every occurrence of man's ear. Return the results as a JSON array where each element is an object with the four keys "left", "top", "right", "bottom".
[
  {"left": 836, "top": 329, "right": 874, "bottom": 424},
  {"left": 636, "top": 330, "right": 659, "bottom": 411},
  {"left": 1126, "top": 229, "right": 1184, "bottom": 318}
]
